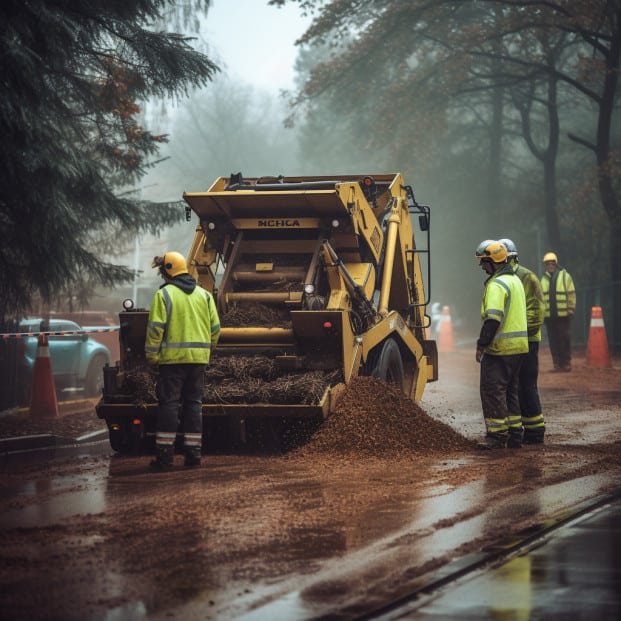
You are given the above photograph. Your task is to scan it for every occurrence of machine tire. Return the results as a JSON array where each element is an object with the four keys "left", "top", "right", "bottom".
[
  {"left": 85, "top": 354, "right": 107, "bottom": 397},
  {"left": 370, "top": 337, "right": 405, "bottom": 392}
]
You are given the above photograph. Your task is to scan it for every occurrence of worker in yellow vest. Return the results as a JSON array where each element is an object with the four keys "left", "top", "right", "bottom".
[
  {"left": 146, "top": 251, "right": 221, "bottom": 470},
  {"left": 475, "top": 240, "right": 529, "bottom": 449},
  {"left": 540, "top": 252, "right": 576, "bottom": 372},
  {"left": 499, "top": 239, "right": 546, "bottom": 444}
]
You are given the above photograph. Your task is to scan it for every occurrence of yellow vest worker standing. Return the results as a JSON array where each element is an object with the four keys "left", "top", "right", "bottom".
[
  {"left": 475, "top": 240, "right": 529, "bottom": 449},
  {"left": 145, "top": 251, "right": 221, "bottom": 470},
  {"left": 499, "top": 239, "right": 546, "bottom": 444},
  {"left": 540, "top": 252, "right": 576, "bottom": 372}
]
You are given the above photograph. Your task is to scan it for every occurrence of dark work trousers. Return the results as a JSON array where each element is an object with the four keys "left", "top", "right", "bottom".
[
  {"left": 155, "top": 364, "right": 206, "bottom": 448},
  {"left": 544, "top": 316, "right": 572, "bottom": 370},
  {"left": 518, "top": 341, "right": 545, "bottom": 442},
  {"left": 480, "top": 353, "right": 526, "bottom": 446}
]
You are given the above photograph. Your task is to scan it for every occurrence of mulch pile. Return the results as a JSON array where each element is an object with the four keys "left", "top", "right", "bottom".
[
  {"left": 118, "top": 355, "right": 341, "bottom": 406},
  {"left": 221, "top": 302, "right": 291, "bottom": 328},
  {"left": 296, "top": 375, "right": 475, "bottom": 456},
  {"left": 118, "top": 370, "right": 157, "bottom": 404},
  {"left": 204, "top": 355, "right": 341, "bottom": 405}
]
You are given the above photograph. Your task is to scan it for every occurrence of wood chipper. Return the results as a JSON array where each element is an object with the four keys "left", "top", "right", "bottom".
[{"left": 96, "top": 173, "right": 438, "bottom": 452}]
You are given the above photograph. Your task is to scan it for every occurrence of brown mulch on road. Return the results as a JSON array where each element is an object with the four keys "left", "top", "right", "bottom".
[{"left": 295, "top": 375, "right": 475, "bottom": 456}]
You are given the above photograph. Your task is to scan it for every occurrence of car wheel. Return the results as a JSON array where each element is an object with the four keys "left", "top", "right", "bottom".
[{"left": 85, "top": 354, "right": 107, "bottom": 396}]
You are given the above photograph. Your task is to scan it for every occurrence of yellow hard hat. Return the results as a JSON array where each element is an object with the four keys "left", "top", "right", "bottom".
[
  {"left": 543, "top": 252, "right": 558, "bottom": 263},
  {"left": 475, "top": 240, "right": 508, "bottom": 263},
  {"left": 152, "top": 251, "right": 188, "bottom": 277}
]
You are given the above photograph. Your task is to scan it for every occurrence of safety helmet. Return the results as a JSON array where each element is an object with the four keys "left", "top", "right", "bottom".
[
  {"left": 475, "top": 239, "right": 496, "bottom": 258},
  {"left": 475, "top": 240, "right": 508, "bottom": 263},
  {"left": 152, "top": 251, "right": 188, "bottom": 277},
  {"left": 498, "top": 238, "right": 518, "bottom": 258},
  {"left": 543, "top": 252, "right": 558, "bottom": 263}
]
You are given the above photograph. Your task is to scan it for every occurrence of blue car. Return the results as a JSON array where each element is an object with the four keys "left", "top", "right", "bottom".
[{"left": 19, "top": 318, "right": 111, "bottom": 401}]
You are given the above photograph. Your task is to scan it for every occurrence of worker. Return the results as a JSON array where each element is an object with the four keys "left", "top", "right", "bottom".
[
  {"left": 475, "top": 240, "right": 529, "bottom": 449},
  {"left": 499, "top": 238, "right": 546, "bottom": 444},
  {"left": 145, "top": 251, "right": 220, "bottom": 470},
  {"left": 540, "top": 252, "right": 576, "bottom": 372}
]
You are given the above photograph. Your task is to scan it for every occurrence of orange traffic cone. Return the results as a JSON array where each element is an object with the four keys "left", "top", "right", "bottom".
[
  {"left": 586, "top": 306, "right": 611, "bottom": 368},
  {"left": 438, "top": 305, "right": 455, "bottom": 353},
  {"left": 29, "top": 333, "right": 59, "bottom": 418}
]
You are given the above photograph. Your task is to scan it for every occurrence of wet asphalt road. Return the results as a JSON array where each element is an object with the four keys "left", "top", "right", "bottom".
[
  {"left": 0, "top": 351, "right": 620, "bottom": 620},
  {"left": 379, "top": 496, "right": 621, "bottom": 620}
]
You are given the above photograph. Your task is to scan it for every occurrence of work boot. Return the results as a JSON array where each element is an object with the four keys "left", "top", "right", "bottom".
[
  {"left": 476, "top": 435, "right": 506, "bottom": 450},
  {"left": 184, "top": 448, "right": 202, "bottom": 468},
  {"left": 523, "top": 434, "right": 545, "bottom": 445},
  {"left": 507, "top": 430, "right": 524, "bottom": 449},
  {"left": 150, "top": 445, "right": 174, "bottom": 471}
]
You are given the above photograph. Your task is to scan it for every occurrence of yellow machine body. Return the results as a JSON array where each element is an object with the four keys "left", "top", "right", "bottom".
[{"left": 97, "top": 173, "right": 437, "bottom": 449}]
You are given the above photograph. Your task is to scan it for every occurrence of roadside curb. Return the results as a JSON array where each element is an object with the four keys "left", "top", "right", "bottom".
[
  {"left": 0, "top": 397, "right": 104, "bottom": 454},
  {"left": 0, "top": 434, "right": 56, "bottom": 453},
  {"left": 0, "top": 427, "right": 108, "bottom": 454}
]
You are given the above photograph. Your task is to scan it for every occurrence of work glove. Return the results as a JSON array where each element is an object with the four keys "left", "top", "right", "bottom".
[{"left": 476, "top": 347, "right": 484, "bottom": 363}]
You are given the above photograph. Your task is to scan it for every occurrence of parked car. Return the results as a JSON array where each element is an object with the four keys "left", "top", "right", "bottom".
[
  {"left": 49, "top": 310, "right": 120, "bottom": 363},
  {"left": 18, "top": 318, "right": 111, "bottom": 403}
]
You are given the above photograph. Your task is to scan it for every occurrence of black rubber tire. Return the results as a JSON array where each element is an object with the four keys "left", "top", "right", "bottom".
[
  {"left": 84, "top": 354, "right": 107, "bottom": 396},
  {"left": 370, "top": 337, "right": 405, "bottom": 392}
]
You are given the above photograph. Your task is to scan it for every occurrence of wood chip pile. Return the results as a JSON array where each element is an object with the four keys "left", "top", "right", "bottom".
[
  {"left": 119, "top": 355, "right": 341, "bottom": 406},
  {"left": 204, "top": 355, "right": 341, "bottom": 405},
  {"left": 221, "top": 302, "right": 291, "bottom": 328},
  {"left": 296, "top": 376, "right": 475, "bottom": 456},
  {"left": 119, "top": 370, "right": 157, "bottom": 404}
]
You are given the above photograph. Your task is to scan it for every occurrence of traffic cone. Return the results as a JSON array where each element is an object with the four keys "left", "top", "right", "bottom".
[
  {"left": 438, "top": 305, "right": 455, "bottom": 353},
  {"left": 29, "top": 333, "right": 59, "bottom": 418},
  {"left": 586, "top": 306, "right": 611, "bottom": 368}
]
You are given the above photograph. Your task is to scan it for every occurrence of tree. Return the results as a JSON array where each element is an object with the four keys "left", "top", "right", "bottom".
[
  {"left": 0, "top": 0, "right": 219, "bottom": 324},
  {"left": 275, "top": 0, "right": 621, "bottom": 346}
]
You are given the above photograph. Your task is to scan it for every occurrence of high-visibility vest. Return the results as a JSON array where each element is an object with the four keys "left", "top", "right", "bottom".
[
  {"left": 145, "top": 283, "right": 220, "bottom": 365},
  {"left": 540, "top": 267, "right": 576, "bottom": 318},
  {"left": 513, "top": 263, "right": 545, "bottom": 342},
  {"left": 480, "top": 268, "right": 529, "bottom": 356}
]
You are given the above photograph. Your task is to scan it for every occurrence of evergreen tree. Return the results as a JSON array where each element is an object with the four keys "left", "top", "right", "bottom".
[{"left": 0, "top": 0, "right": 218, "bottom": 323}]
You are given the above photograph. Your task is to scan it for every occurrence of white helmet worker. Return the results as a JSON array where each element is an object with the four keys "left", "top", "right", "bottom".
[
  {"left": 474, "top": 239, "right": 496, "bottom": 258},
  {"left": 498, "top": 238, "right": 518, "bottom": 258},
  {"left": 475, "top": 240, "right": 508, "bottom": 263}
]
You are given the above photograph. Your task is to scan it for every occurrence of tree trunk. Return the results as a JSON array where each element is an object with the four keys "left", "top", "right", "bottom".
[
  {"left": 489, "top": 83, "right": 504, "bottom": 219},
  {"left": 543, "top": 67, "right": 561, "bottom": 257},
  {"left": 595, "top": 8, "right": 620, "bottom": 351},
  {"left": 608, "top": 215, "right": 621, "bottom": 353}
]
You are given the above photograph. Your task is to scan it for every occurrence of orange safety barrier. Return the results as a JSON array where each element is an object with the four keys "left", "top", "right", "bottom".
[
  {"left": 586, "top": 306, "right": 611, "bottom": 368},
  {"left": 437, "top": 305, "right": 455, "bottom": 353},
  {"left": 29, "top": 333, "right": 59, "bottom": 418}
]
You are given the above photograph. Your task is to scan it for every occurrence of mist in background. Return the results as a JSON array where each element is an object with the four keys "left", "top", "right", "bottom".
[{"left": 107, "top": 1, "right": 617, "bottom": 348}]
